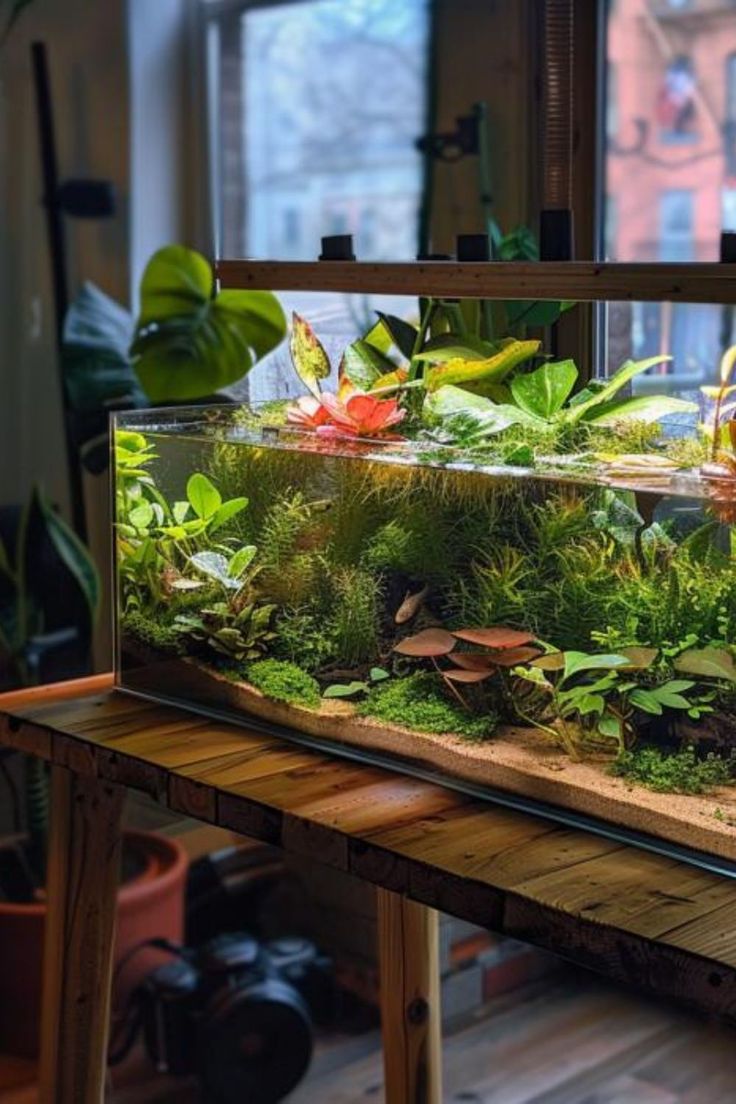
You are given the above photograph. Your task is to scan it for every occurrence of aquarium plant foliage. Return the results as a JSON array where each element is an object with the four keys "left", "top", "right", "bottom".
[{"left": 115, "top": 307, "right": 736, "bottom": 803}]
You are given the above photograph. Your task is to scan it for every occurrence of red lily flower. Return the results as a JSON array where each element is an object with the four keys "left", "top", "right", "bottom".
[
  {"left": 318, "top": 392, "right": 406, "bottom": 438},
  {"left": 286, "top": 395, "right": 331, "bottom": 429}
]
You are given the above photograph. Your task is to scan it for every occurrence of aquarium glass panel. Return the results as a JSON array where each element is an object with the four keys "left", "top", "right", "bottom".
[{"left": 114, "top": 301, "right": 736, "bottom": 865}]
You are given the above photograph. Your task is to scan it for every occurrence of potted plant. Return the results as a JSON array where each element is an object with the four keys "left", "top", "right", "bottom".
[{"left": 0, "top": 489, "right": 188, "bottom": 1058}]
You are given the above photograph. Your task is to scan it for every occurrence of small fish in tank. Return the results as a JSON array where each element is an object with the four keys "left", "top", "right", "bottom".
[{"left": 114, "top": 308, "right": 736, "bottom": 861}]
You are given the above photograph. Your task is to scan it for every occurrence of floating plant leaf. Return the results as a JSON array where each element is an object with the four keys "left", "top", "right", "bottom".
[
  {"left": 369, "top": 667, "right": 390, "bottom": 682},
  {"left": 452, "top": 627, "right": 536, "bottom": 649},
  {"left": 393, "top": 628, "right": 456, "bottom": 657},
  {"left": 290, "top": 313, "right": 331, "bottom": 398},
  {"left": 674, "top": 647, "right": 736, "bottom": 683},
  {"left": 424, "top": 386, "right": 542, "bottom": 435},
  {"left": 509, "top": 360, "right": 578, "bottom": 420},
  {"left": 187, "top": 473, "right": 221, "bottom": 520}
]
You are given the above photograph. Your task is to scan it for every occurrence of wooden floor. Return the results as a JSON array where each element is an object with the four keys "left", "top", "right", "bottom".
[
  {"left": 3, "top": 969, "right": 735, "bottom": 1102},
  {"left": 102, "top": 970, "right": 736, "bottom": 1103}
]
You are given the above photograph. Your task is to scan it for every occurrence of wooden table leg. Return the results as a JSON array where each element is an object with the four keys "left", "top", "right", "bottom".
[
  {"left": 377, "top": 887, "right": 442, "bottom": 1104},
  {"left": 39, "top": 765, "right": 125, "bottom": 1104}
]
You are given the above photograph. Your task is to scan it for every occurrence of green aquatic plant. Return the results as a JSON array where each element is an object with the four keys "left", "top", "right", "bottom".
[
  {"left": 246, "top": 659, "right": 321, "bottom": 708},
  {"left": 512, "top": 648, "right": 714, "bottom": 754},
  {"left": 115, "top": 432, "right": 250, "bottom": 612},
  {"left": 425, "top": 355, "right": 697, "bottom": 445},
  {"left": 326, "top": 566, "right": 382, "bottom": 667},
  {"left": 360, "top": 672, "right": 496, "bottom": 741},
  {"left": 271, "top": 607, "right": 337, "bottom": 673},
  {"left": 122, "top": 609, "right": 185, "bottom": 655},
  {"left": 611, "top": 746, "right": 736, "bottom": 795},
  {"left": 175, "top": 598, "right": 276, "bottom": 663}
]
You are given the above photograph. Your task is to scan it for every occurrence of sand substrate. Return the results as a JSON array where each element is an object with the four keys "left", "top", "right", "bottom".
[{"left": 121, "top": 648, "right": 736, "bottom": 861}]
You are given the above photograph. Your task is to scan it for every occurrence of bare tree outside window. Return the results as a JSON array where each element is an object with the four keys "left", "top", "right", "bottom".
[{"left": 206, "top": 0, "right": 429, "bottom": 401}]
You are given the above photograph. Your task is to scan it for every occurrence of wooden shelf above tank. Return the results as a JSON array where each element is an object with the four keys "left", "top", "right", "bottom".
[{"left": 215, "top": 260, "right": 736, "bottom": 304}]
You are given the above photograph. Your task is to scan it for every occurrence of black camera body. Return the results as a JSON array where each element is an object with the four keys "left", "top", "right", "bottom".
[{"left": 139, "top": 933, "right": 334, "bottom": 1104}]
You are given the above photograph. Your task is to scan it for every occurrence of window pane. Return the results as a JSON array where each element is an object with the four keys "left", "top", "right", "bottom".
[
  {"left": 602, "top": 0, "right": 736, "bottom": 390},
  {"left": 207, "top": 0, "right": 429, "bottom": 400}
]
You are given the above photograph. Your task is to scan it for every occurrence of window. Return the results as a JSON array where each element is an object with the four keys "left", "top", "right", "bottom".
[
  {"left": 601, "top": 0, "right": 731, "bottom": 391},
  {"left": 725, "top": 52, "right": 736, "bottom": 176},
  {"left": 203, "top": 0, "right": 430, "bottom": 400},
  {"left": 659, "top": 189, "right": 694, "bottom": 261},
  {"left": 206, "top": 0, "right": 429, "bottom": 263},
  {"left": 658, "top": 57, "right": 698, "bottom": 144}
]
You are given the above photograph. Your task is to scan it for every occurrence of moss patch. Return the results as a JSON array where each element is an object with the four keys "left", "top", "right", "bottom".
[
  {"left": 246, "top": 659, "right": 321, "bottom": 708},
  {"left": 611, "top": 745, "right": 736, "bottom": 795},
  {"left": 360, "top": 672, "right": 495, "bottom": 741},
  {"left": 122, "top": 610, "right": 184, "bottom": 655}
]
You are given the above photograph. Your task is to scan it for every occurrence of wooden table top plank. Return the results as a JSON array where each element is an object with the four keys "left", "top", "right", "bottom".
[
  {"left": 654, "top": 897, "right": 736, "bottom": 965},
  {"left": 512, "top": 848, "right": 736, "bottom": 946},
  {"left": 4, "top": 684, "right": 736, "bottom": 1021}
]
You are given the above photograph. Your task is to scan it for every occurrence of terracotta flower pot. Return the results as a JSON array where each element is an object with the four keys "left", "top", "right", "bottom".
[{"left": 0, "top": 830, "right": 188, "bottom": 1059}]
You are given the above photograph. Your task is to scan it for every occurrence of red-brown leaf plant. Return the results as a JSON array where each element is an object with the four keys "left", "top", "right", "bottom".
[{"left": 393, "top": 625, "right": 541, "bottom": 709}]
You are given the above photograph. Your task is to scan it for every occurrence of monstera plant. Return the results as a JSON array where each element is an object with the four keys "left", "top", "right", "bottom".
[
  {"left": 62, "top": 245, "right": 287, "bottom": 472},
  {"left": 131, "top": 246, "right": 286, "bottom": 402}
]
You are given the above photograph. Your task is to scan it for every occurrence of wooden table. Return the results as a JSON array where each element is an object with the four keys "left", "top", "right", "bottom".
[{"left": 2, "top": 675, "right": 736, "bottom": 1104}]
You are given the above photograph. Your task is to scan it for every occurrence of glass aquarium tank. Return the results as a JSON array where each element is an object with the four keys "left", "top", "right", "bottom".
[{"left": 114, "top": 307, "right": 736, "bottom": 864}]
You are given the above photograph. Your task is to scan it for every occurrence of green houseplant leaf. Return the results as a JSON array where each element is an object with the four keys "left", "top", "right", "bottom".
[
  {"left": 340, "top": 340, "right": 395, "bottom": 391},
  {"left": 132, "top": 245, "right": 286, "bottom": 402},
  {"left": 62, "top": 282, "right": 146, "bottom": 474},
  {"left": 424, "top": 338, "right": 540, "bottom": 392},
  {"left": 510, "top": 359, "right": 578, "bottom": 419},
  {"left": 290, "top": 312, "right": 331, "bottom": 398},
  {"left": 30, "top": 488, "right": 100, "bottom": 619},
  {"left": 567, "top": 356, "right": 672, "bottom": 424},
  {"left": 376, "top": 312, "right": 418, "bottom": 360},
  {"left": 425, "top": 385, "right": 543, "bottom": 434},
  {"left": 583, "top": 394, "right": 698, "bottom": 425}
]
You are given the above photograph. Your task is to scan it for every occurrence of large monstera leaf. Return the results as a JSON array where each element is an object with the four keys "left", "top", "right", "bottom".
[{"left": 132, "top": 246, "right": 286, "bottom": 402}]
